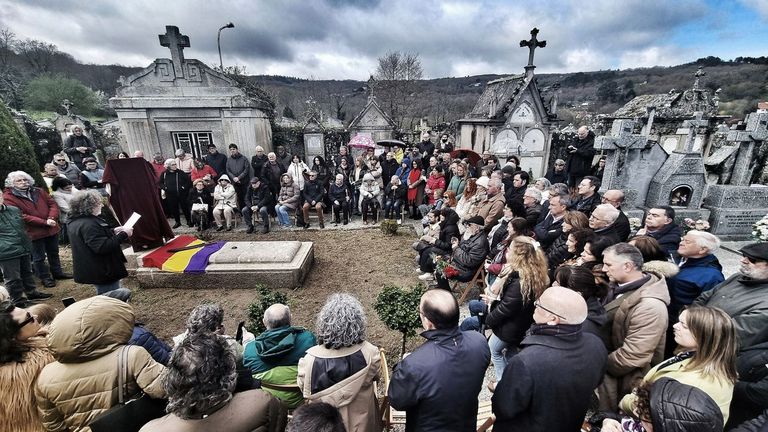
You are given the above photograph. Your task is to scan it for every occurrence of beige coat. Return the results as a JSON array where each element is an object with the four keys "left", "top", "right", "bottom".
[
  {"left": 139, "top": 390, "right": 287, "bottom": 432},
  {"left": 297, "top": 341, "right": 381, "bottom": 432},
  {"left": 598, "top": 272, "right": 670, "bottom": 411},
  {"left": 0, "top": 338, "right": 54, "bottom": 432},
  {"left": 475, "top": 192, "right": 506, "bottom": 231},
  {"left": 35, "top": 296, "right": 166, "bottom": 432}
]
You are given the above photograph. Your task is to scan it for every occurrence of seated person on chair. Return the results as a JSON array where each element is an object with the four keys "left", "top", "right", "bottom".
[
  {"left": 359, "top": 172, "right": 381, "bottom": 225},
  {"left": 242, "top": 177, "right": 274, "bottom": 234},
  {"left": 301, "top": 171, "right": 326, "bottom": 229},
  {"left": 431, "top": 216, "right": 489, "bottom": 288},
  {"left": 384, "top": 175, "right": 407, "bottom": 221},
  {"left": 417, "top": 207, "right": 461, "bottom": 278},
  {"left": 189, "top": 178, "right": 213, "bottom": 230},
  {"left": 213, "top": 174, "right": 237, "bottom": 231},
  {"left": 243, "top": 304, "right": 316, "bottom": 409},
  {"left": 328, "top": 174, "right": 351, "bottom": 225}
]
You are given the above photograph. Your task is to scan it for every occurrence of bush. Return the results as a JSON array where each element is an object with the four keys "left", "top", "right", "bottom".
[
  {"left": 374, "top": 284, "right": 425, "bottom": 357},
  {"left": 0, "top": 101, "right": 44, "bottom": 187},
  {"left": 22, "top": 74, "right": 100, "bottom": 116},
  {"left": 380, "top": 219, "right": 399, "bottom": 235},
  {"left": 246, "top": 284, "right": 289, "bottom": 334}
]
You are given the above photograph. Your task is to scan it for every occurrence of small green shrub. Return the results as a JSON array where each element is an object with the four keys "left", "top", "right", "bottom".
[
  {"left": 380, "top": 219, "right": 399, "bottom": 235},
  {"left": 246, "top": 284, "right": 289, "bottom": 334},
  {"left": 374, "top": 284, "right": 425, "bottom": 357}
]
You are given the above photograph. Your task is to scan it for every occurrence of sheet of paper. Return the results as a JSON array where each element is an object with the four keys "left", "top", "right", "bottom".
[{"left": 123, "top": 212, "right": 141, "bottom": 230}]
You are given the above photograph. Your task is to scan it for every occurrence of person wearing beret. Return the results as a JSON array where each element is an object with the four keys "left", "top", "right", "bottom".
[
  {"left": 430, "top": 215, "right": 489, "bottom": 290},
  {"left": 694, "top": 242, "right": 768, "bottom": 350}
]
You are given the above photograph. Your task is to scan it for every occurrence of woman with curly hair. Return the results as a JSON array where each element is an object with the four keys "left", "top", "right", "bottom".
[
  {"left": 0, "top": 301, "right": 54, "bottom": 432},
  {"left": 67, "top": 190, "right": 134, "bottom": 296},
  {"left": 618, "top": 306, "right": 738, "bottom": 423},
  {"left": 479, "top": 236, "right": 549, "bottom": 382},
  {"left": 297, "top": 294, "right": 382, "bottom": 432},
  {"left": 140, "top": 331, "right": 286, "bottom": 432}
]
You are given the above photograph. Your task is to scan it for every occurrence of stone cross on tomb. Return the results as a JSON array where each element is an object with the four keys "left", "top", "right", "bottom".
[
  {"left": 158, "top": 25, "right": 190, "bottom": 79},
  {"left": 366, "top": 75, "right": 378, "bottom": 102},
  {"left": 681, "top": 111, "right": 709, "bottom": 153},
  {"left": 594, "top": 119, "right": 649, "bottom": 189},
  {"left": 520, "top": 28, "right": 546, "bottom": 76},
  {"left": 693, "top": 66, "right": 706, "bottom": 90},
  {"left": 61, "top": 99, "right": 73, "bottom": 116},
  {"left": 726, "top": 111, "right": 768, "bottom": 185}
]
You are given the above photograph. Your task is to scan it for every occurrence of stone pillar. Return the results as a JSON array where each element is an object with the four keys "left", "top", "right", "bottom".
[{"left": 117, "top": 110, "right": 157, "bottom": 157}]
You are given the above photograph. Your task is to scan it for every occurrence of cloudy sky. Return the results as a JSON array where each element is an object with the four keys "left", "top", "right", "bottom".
[{"left": 1, "top": 0, "right": 767, "bottom": 79}]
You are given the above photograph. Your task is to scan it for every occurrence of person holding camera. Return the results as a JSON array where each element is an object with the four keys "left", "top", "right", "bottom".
[{"left": 566, "top": 126, "right": 596, "bottom": 188}]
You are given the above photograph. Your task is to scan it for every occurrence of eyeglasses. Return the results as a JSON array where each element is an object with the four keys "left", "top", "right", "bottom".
[
  {"left": 19, "top": 312, "right": 35, "bottom": 328},
  {"left": 534, "top": 300, "right": 567, "bottom": 321},
  {"left": 55, "top": 159, "right": 65, "bottom": 162}
]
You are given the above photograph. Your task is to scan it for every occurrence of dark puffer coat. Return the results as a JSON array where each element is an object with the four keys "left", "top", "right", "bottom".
[
  {"left": 67, "top": 214, "right": 129, "bottom": 284},
  {"left": 650, "top": 377, "right": 724, "bottom": 432}
]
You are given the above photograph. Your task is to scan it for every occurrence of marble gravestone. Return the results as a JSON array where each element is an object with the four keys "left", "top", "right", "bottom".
[{"left": 127, "top": 240, "right": 314, "bottom": 289}]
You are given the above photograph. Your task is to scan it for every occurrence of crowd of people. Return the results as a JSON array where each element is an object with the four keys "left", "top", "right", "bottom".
[{"left": 1, "top": 125, "right": 768, "bottom": 431}]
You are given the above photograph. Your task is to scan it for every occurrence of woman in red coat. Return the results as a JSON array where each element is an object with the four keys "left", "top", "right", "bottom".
[{"left": 407, "top": 159, "right": 424, "bottom": 219}]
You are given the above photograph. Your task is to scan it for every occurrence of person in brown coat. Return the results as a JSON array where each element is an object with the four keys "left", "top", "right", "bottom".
[
  {"left": 35, "top": 296, "right": 166, "bottom": 431},
  {"left": 597, "top": 243, "right": 670, "bottom": 412},
  {"left": 475, "top": 177, "right": 507, "bottom": 233},
  {"left": 140, "top": 331, "right": 286, "bottom": 432}
]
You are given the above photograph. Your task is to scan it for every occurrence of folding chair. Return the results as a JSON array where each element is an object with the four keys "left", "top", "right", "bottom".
[
  {"left": 451, "top": 266, "right": 487, "bottom": 304},
  {"left": 476, "top": 400, "right": 495, "bottom": 431},
  {"left": 377, "top": 348, "right": 407, "bottom": 431}
]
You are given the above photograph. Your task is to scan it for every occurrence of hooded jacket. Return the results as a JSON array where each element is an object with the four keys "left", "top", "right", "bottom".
[
  {"left": 0, "top": 204, "right": 32, "bottom": 261},
  {"left": 35, "top": 296, "right": 166, "bottom": 432},
  {"left": 650, "top": 377, "right": 724, "bottom": 432},
  {"left": 213, "top": 175, "right": 237, "bottom": 210},
  {"left": 243, "top": 326, "right": 316, "bottom": 408},
  {"left": 3, "top": 186, "right": 60, "bottom": 241},
  {"left": 0, "top": 338, "right": 54, "bottom": 432},
  {"left": 297, "top": 341, "right": 381, "bottom": 432},
  {"left": 599, "top": 272, "right": 671, "bottom": 411}
]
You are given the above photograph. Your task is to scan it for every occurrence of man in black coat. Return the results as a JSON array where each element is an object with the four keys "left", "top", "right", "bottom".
[
  {"left": 389, "top": 289, "right": 490, "bottom": 432},
  {"left": 242, "top": 177, "right": 275, "bottom": 234},
  {"left": 204, "top": 144, "right": 228, "bottom": 180},
  {"left": 635, "top": 206, "right": 683, "bottom": 255},
  {"left": 566, "top": 126, "right": 596, "bottom": 187},
  {"left": 545, "top": 158, "right": 568, "bottom": 185},
  {"left": 417, "top": 132, "right": 435, "bottom": 168},
  {"left": 534, "top": 194, "right": 570, "bottom": 251},
  {"left": 432, "top": 216, "right": 489, "bottom": 288},
  {"left": 301, "top": 171, "right": 325, "bottom": 229},
  {"left": 260, "top": 152, "right": 286, "bottom": 198},
  {"left": 159, "top": 160, "right": 193, "bottom": 228},
  {"left": 492, "top": 286, "right": 607, "bottom": 432},
  {"left": 589, "top": 204, "right": 622, "bottom": 246},
  {"left": 250, "top": 146, "right": 269, "bottom": 181},
  {"left": 602, "top": 189, "right": 631, "bottom": 241},
  {"left": 574, "top": 175, "right": 601, "bottom": 218}
]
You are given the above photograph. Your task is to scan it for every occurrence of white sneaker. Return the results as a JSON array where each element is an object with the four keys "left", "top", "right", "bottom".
[{"left": 418, "top": 273, "right": 434, "bottom": 281}]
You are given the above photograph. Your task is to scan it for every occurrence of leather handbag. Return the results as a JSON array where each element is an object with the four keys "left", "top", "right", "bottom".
[{"left": 89, "top": 346, "right": 168, "bottom": 432}]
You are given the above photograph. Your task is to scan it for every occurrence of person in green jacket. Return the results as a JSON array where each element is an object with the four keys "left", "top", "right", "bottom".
[
  {"left": 243, "top": 304, "right": 316, "bottom": 408},
  {"left": 0, "top": 194, "right": 52, "bottom": 306}
]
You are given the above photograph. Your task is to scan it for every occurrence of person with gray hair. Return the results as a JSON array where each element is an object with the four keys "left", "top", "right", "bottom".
[
  {"left": 597, "top": 242, "right": 670, "bottom": 412},
  {"left": 53, "top": 152, "right": 82, "bottom": 188},
  {"left": 63, "top": 124, "right": 96, "bottom": 170},
  {"left": 4, "top": 170, "right": 70, "bottom": 289},
  {"left": 67, "top": 189, "right": 134, "bottom": 297},
  {"left": 475, "top": 176, "right": 506, "bottom": 232},
  {"left": 243, "top": 304, "right": 317, "bottom": 408},
  {"left": 534, "top": 193, "right": 570, "bottom": 250},
  {"left": 668, "top": 230, "right": 724, "bottom": 320},
  {"left": 159, "top": 158, "right": 192, "bottom": 229},
  {"left": 173, "top": 148, "right": 193, "bottom": 173},
  {"left": 589, "top": 203, "right": 622, "bottom": 245},
  {"left": 140, "top": 331, "right": 287, "bottom": 432},
  {"left": 297, "top": 294, "right": 381, "bottom": 432},
  {"left": 523, "top": 187, "right": 543, "bottom": 228},
  {"left": 493, "top": 286, "right": 607, "bottom": 431}
]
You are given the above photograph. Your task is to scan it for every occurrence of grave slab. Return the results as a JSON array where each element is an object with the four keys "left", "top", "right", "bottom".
[{"left": 127, "top": 240, "right": 314, "bottom": 289}]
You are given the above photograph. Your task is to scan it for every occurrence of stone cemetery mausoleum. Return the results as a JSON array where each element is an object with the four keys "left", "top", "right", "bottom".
[{"left": 110, "top": 26, "right": 272, "bottom": 160}]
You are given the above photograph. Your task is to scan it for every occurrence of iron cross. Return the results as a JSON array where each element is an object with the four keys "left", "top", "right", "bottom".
[{"left": 520, "top": 28, "right": 546, "bottom": 67}]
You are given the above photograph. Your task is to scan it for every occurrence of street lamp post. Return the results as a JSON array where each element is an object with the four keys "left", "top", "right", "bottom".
[{"left": 217, "top": 22, "right": 235, "bottom": 71}]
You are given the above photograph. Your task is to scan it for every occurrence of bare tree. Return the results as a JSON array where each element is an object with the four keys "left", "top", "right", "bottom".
[
  {"left": 375, "top": 51, "right": 423, "bottom": 131},
  {"left": 15, "top": 38, "right": 59, "bottom": 75}
]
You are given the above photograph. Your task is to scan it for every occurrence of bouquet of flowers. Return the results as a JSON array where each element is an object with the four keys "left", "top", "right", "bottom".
[
  {"left": 432, "top": 254, "right": 457, "bottom": 279},
  {"left": 682, "top": 218, "right": 711, "bottom": 234},
  {"left": 753, "top": 215, "right": 768, "bottom": 242},
  {"left": 628, "top": 217, "right": 642, "bottom": 232}
]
